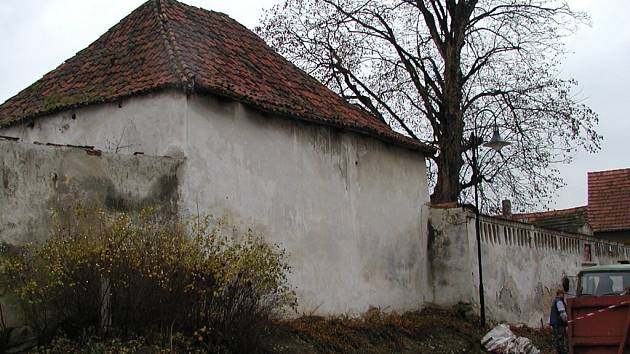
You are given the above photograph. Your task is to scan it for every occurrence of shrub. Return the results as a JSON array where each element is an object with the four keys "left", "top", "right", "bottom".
[{"left": 0, "top": 206, "right": 296, "bottom": 351}]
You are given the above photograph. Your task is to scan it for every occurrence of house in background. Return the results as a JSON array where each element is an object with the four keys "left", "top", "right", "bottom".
[
  {"left": 514, "top": 167, "right": 630, "bottom": 244},
  {"left": 587, "top": 168, "right": 630, "bottom": 243},
  {"left": 0, "top": 0, "right": 436, "bottom": 315},
  {"left": 514, "top": 206, "right": 592, "bottom": 236}
]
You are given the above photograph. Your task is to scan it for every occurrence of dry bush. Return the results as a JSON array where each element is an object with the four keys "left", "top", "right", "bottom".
[{"left": 0, "top": 206, "right": 296, "bottom": 351}]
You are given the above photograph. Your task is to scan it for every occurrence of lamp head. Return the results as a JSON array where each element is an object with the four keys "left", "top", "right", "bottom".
[{"left": 484, "top": 128, "right": 511, "bottom": 152}]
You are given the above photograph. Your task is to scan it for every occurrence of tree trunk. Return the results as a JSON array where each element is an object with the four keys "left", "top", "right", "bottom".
[
  {"left": 431, "top": 139, "right": 464, "bottom": 204},
  {"left": 431, "top": 33, "right": 465, "bottom": 204}
]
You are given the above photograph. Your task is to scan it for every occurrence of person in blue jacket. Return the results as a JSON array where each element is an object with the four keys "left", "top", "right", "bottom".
[{"left": 549, "top": 289, "right": 568, "bottom": 354}]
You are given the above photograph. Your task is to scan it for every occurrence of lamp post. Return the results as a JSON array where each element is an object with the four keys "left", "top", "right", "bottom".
[{"left": 472, "top": 125, "right": 510, "bottom": 327}]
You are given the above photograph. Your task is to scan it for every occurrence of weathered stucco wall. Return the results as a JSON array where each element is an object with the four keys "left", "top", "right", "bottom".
[
  {"left": 429, "top": 207, "right": 630, "bottom": 327},
  {"left": 0, "top": 139, "right": 183, "bottom": 245},
  {"left": 6, "top": 90, "right": 628, "bottom": 326},
  {"left": 182, "top": 95, "right": 432, "bottom": 315},
  {"left": 0, "top": 91, "right": 432, "bottom": 316},
  {"left": 428, "top": 207, "right": 477, "bottom": 306},
  {"left": 0, "top": 91, "right": 187, "bottom": 158},
  {"left": 0, "top": 139, "right": 182, "bottom": 326}
]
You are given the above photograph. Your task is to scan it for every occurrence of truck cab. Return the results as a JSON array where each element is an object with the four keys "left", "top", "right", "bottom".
[
  {"left": 569, "top": 264, "right": 630, "bottom": 353},
  {"left": 576, "top": 264, "right": 630, "bottom": 296}
]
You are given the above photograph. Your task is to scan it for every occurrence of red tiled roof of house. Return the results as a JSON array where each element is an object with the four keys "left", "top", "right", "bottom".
[
  {"left": 588, "top": 168, "right": 630, "bottom": 232},
  {"left": 0, "top": 0, "right": 434, "bottom": 154},
  {"left": 512, "top": 206, "right": 589, "bottom": 234}
]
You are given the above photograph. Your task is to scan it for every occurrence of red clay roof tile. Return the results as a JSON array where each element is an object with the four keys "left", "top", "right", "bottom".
[
  {"left": 588, "top": 168, "right": 630, "bottom": 232},
  {"left": 512, "top": 206, "right": 589, "bottom": 234},
  {"left": 0, "top": 0, "right": 434, "bottom": 154}
]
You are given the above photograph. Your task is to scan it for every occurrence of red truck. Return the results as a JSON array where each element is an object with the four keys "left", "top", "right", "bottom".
[{"left": 567, "top": 264, "right": 630, "bottom": 354}]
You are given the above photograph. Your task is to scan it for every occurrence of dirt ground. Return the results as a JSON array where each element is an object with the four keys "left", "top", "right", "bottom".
[
  {"left": 511, "top": 326, "right": 555, "bottom": 354},
  {"left": 27, "top": 305, "right": 556, "bottom": 353},
  {"left": 260, "top": 305, "right": 555, "bottom": 354}
]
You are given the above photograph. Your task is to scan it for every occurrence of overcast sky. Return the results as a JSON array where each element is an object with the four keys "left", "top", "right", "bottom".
[{"left": 1, "top": 0, "right": 627, "bottom": 211}]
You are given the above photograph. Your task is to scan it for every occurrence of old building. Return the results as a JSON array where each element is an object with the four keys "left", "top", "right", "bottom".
[
  {"left": 0, "top": 0, "right": 436, "bottom": 315},
  {"left": 515, "top": 206, "right": 592, "bottom": 236},
  {"left": 588, "top": 168, "right": 630, "bottom": 244},
  {"left": 5, "top": 0, "right": 630, "bottom": 330},
  {"left": 514, "top": 168, "right": 630, "bottom": 244}
]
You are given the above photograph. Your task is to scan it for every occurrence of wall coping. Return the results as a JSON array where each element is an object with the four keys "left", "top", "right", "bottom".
[{"left": 431, "top": 205, "right": 630, "bottom": 251}]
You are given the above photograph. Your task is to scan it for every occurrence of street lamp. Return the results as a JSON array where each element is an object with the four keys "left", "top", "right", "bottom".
[
  {"left": 472, "top": 124, "right": 510, "bottom": 327},
  {"left": 485, "top": 126, "right": 511, "bottom": 152}
]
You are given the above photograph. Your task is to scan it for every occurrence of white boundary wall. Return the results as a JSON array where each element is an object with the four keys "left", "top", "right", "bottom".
[{"left": 430, "top": 207, "right": 630, "bottom": 327}]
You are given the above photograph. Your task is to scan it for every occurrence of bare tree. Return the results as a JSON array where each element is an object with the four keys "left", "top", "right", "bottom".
[{"left": 257, "top": 0, "right": 600, "bottom": 211}]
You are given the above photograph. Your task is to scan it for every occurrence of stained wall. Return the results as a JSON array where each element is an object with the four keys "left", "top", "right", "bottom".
[
  {"left": 0, "top": 91, "right": 432, "bottom": 316},
  {"left": 429, "top": 207, "right": 630, "bottom": 326}
]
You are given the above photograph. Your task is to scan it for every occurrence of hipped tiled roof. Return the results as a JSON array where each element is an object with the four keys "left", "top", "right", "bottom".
[
  {"left": 0, "top": 0, "right": 434, "bottom": 154},
  {"left": 513, "top": 206, "right": 589, "bottom": 234},
  {"left": 588, "top": 168, "right": 630, "bottom": 232}
]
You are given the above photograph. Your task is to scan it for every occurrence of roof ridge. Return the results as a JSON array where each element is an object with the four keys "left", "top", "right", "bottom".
[
  {"left": 153, "top": 0, "right": 194, "bottom": 91},
  {"left": 588, "top": 167, "right": 630, "bottom": 176},
  {"left": 514, "top": 205, "right": 588, "bottom": 217}
]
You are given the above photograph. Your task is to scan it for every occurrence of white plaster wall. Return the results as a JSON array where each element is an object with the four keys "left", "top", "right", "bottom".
[
  {"left": 476, "top": 216, "right": 628, "bottom": 326},
  {"left": 182, "top": 95, "right": 432, "bottom": 315},
  {"left": 0, "top": 140, "right": 183, "bottom": 327},
  {"left": 1, "top": 91, "right": 433, "bottom": 316},
  {"left": 427, "top": 207, "right": 476, "bottom": 306},
  {"left": 430, "top": 207, "right": 630, "bottom": 327},
  {"left": 0, "top": 140, "right": 183, "bottom": 245},
  {"left": 0, "top": 91, "right": 187, "bottom": 157}
]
